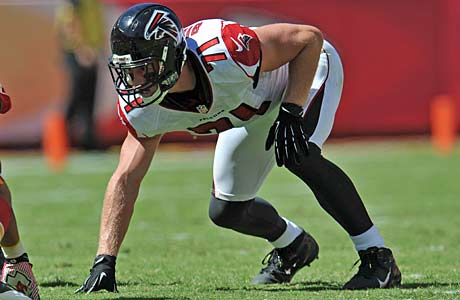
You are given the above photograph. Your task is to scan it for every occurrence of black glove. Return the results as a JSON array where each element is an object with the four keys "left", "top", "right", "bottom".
[
  {"left": 75, "top": 255, "right": 119, "bottom": 293},
  {"left": 265, "top": 103, "right": 309, "bottom": 167}
]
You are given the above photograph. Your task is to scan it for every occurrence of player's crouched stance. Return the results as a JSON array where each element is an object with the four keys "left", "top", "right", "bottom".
[
  {"left": 77, "top": 3, "right": 401, "bottom": 294},
  {"left": 0, "top": 85, "right": 39, "bottom": 300}
]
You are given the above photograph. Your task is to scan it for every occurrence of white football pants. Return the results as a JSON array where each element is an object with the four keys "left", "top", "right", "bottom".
[{"left": 213, "top": 40, "right": 344, "bottom": 201}]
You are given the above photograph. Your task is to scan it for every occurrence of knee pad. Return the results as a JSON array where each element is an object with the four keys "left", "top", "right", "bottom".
[
  {"left": 0, "top": 194, "right": 12, "bottom": 239},
  {"left": 208, "top": 194, "right": 252, "bottom": 229}
]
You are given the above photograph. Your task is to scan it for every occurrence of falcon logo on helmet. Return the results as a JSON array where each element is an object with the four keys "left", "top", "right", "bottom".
[{"left": 144, "top": 10, "right": 181, "bottom": 44}]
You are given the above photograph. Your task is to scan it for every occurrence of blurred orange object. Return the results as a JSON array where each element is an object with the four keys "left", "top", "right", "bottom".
[
  {"left": 430, "top": 95, "right": 456, "bottom": 155},
  {"left": 42, "top": 111, "right": 69, "bottom": 171}
]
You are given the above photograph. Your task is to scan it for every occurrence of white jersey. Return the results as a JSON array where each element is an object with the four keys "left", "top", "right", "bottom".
[
  {"left": 117, "top": 19, "right": 288, "bottom": 137},
  {"left": 115, "top": 17, "right": 345, "bottom": 202}
]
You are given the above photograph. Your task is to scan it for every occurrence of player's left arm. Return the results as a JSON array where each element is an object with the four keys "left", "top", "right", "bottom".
[
  {"left": 255, "top": 24, "right": 323, "bottom": 167},
  {"left": 254, "top": 23, "right": 323, "bottom": 107}
]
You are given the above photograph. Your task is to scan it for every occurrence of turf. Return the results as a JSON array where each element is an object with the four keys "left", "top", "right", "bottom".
[{"left": 2, "top": 139, "right": 460, "bottom": 299}]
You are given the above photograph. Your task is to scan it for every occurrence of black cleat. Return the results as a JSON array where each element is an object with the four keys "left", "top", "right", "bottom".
[
  {"left": 343, "top": 247, "right": 401, "bottom": 290},
  {"left": 252, "top": 231, "right": 319, "bottom": 284}
]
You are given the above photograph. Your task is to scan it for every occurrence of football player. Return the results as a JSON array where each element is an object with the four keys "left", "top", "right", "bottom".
[
  {"left": 77, "top": 3, "right": 401, "bottom": 293},
  {"left": 0, "top": 85, "right": 40, "bottom": 300}
]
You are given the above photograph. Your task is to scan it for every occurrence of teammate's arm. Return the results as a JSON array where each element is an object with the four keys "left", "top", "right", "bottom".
[
  {"left": 77, "top": 131, "right": 162, "bottom": 293},
  {"left": 0, "top": 84, "right": 12, "bottom": 114},
  {"left": 254, "top": 24, "right": 323, "bottom": 107}
]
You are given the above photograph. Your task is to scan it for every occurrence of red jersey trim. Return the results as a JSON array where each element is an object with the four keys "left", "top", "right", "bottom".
[
  {"left": 221, "top": 22, "right": 261, "bottom": 84},
  {"left": 117, "top": 101, "right": 138, "bottom": 136}
]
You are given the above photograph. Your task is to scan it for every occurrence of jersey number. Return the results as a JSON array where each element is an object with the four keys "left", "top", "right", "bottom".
[
  {"left": 185, "top": 22, "right": 227, "bottom": 73},
  {"left": 196, "top": 37, "right": 227, "bottom": 73},
  {"left": 184, "top": 23, "right": 267, "bottom": 134},
  {"left": 188, "top": 101, "right": 271, "bottom": 134}
]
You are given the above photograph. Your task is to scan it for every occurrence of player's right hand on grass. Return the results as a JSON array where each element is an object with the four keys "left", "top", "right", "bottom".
[{"left": 75, "top": 255, "right": 118, "bottom": 293}]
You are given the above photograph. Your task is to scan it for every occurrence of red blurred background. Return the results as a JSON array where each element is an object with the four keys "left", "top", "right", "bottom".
[{"left": 0, "top": 0, "right": 459, "bottom": 148}]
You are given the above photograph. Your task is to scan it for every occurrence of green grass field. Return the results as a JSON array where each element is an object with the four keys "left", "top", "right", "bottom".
[{"left": 2, "top": 139, "right": 460, "bottom": 300}]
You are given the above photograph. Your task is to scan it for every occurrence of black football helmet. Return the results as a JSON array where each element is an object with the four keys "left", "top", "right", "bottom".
[{"left": 108, "top": 3, "right": 187, "bottom": 107}]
